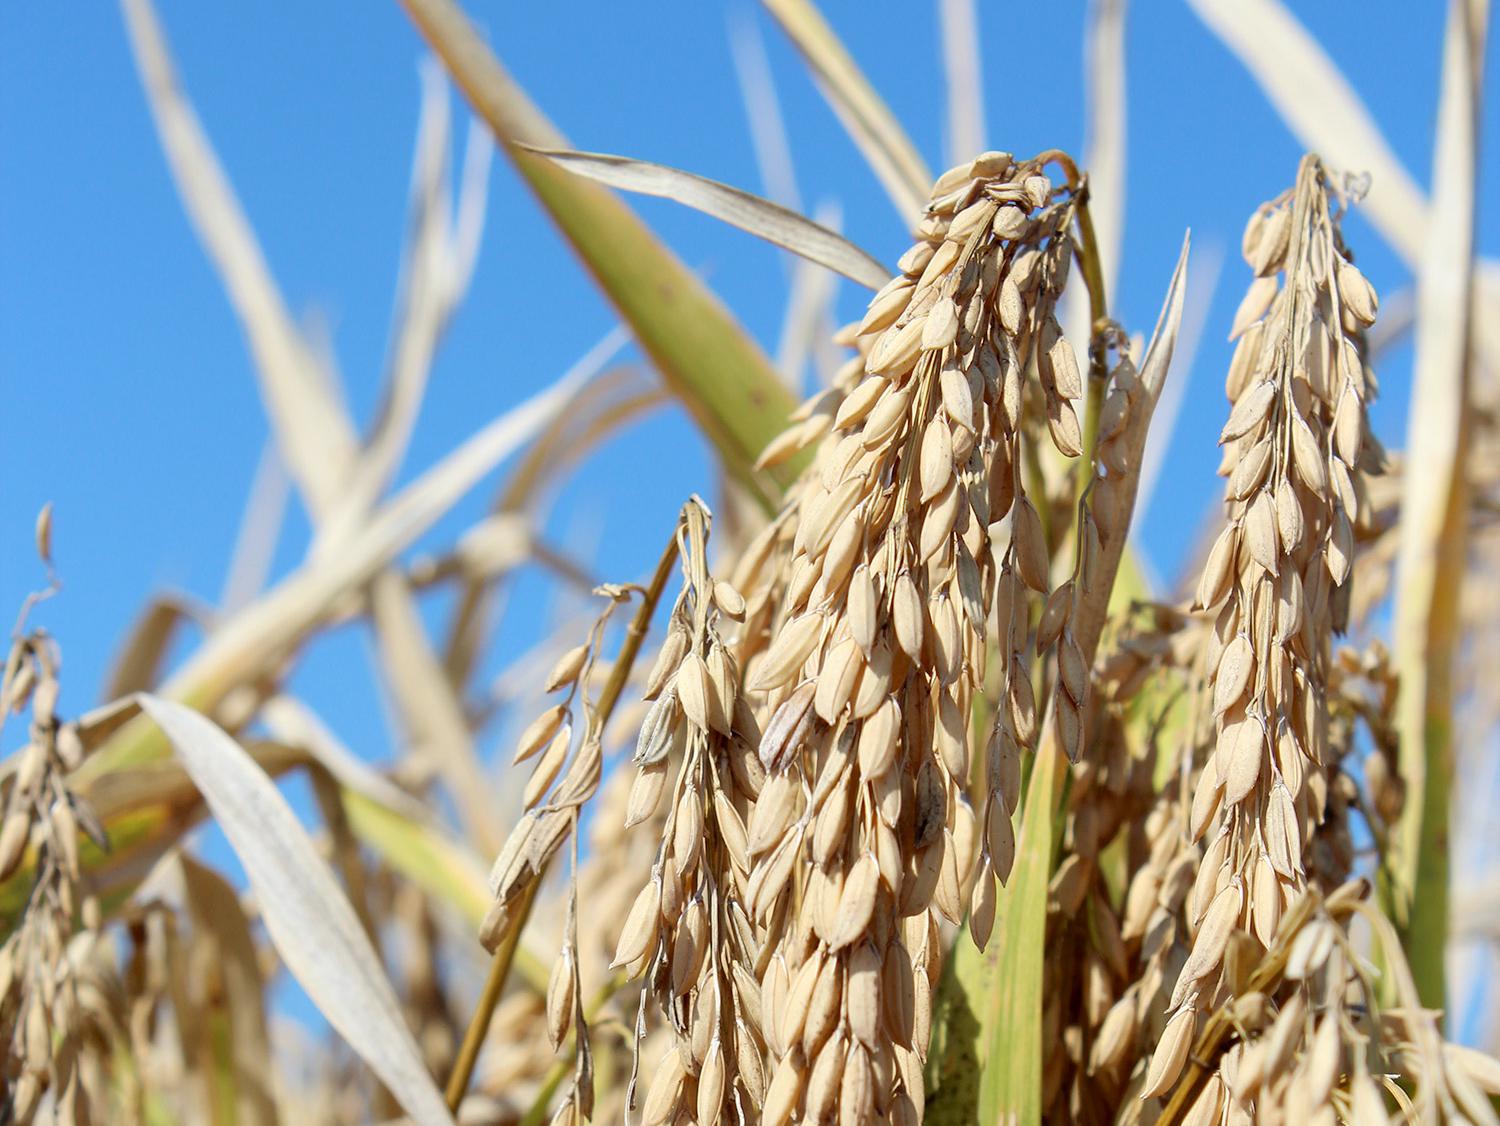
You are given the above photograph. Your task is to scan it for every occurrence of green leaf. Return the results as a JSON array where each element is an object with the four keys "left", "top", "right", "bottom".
[
  {"left": 925, "top": 919, "right": 991, "bottom": 1124},
  {"left": 975, "top": 741, "right": 1067, "bottom": 1125},
  {"left": 1386, "top": 0, "right": 1484, "bottom": 1011},
  {"left": 401, "top": 0, "right": 808, "bottom": 508}
]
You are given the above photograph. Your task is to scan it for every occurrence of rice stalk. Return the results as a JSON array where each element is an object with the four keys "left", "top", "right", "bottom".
[
  {"left": 973, "top": 226, "right": 1188, "bottom": 1125},
  {"left": 438, "top": 347, "right": 646, "bottom": 692},
  {"left": 176, "top": 854, "right": 278, "bottom": 1125},
  {"left": 1387, "top": 0, "right": 1485, "bottom": 1009},
  {"left": 121, "top": 0, "right": 361, "bottom": 520},
  {"left": 729, "top": 8, "right": 802, "bottom": 217},
  {"left": 937, "top": 0, "right": 986, "bottom": 167}
]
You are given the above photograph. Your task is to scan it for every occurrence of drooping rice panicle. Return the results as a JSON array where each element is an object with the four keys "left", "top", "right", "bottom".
[
  {"left": 1136, "top": 156, "right": 1383, "bottom": 1096},
  {"left": 606, "top": 498, "right": 769, "bottom": 1126},
  {"left": 0, "top": 629, "right": 116, "bottom": 1123},
  {"left": 482, "top": 584, "right": 636, "bottom": 957},
  {"left": 744, "top": 150, "right": 1094, "bottom": 1125}
]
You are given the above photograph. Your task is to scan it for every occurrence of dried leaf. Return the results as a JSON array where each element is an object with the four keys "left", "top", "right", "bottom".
[
  {"left": 122, "top": 0, "right": 359, "bottom": 517},
  {"left": 139, "top": 695, "right": 453, "bottom": 1125},
  {"left": 527, "top": 146, "right": 889, "bottom": 290}
]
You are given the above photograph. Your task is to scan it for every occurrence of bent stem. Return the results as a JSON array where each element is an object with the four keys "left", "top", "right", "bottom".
[
  {"left": 1073, "top": 183, "right": 1113, "bottom": 487},
  {"left": 443, "top": 533, "right": 683, "bottom": 1112}
]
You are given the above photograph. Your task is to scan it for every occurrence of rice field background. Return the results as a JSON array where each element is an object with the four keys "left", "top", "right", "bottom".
[{"left": 2, "top": 0, "right": 1498, "bottom": 1122}]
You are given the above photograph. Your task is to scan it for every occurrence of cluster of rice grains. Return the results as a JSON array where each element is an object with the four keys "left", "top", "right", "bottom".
[
  {"left": 0, "top": 630, "right": 120, "bottom": 1123},
  {"left": 742, "top": 150, "right": 1101, "bottom": 1126},
  {"left": 496, "top": 151, "right": 1105, "bottom": 1125},
  {"left": 1071, "top": 156, "right": 1493, "bottom": 1124},
  {"left": 487, "top": 151, "right": 1500, "bottom": 1126},
  {"left": 1145, "top": 155, "right": 1383, "bottom": 1118},
  {"left": 612, "top": 500, "right": 766, "bottom": 1126},
  {"left": 997, "top": 155, "right": 1496, "bottom": 1126}
]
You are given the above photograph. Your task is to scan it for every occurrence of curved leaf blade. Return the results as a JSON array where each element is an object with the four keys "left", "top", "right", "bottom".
[
  {"left": 524, "top": 145, "right": 889, "bottom": 290},
  {"left": 138, "top": 695, "right": 454, "bottom": 1126},
  {"left": 1389, "top": 0, "right": 1485, "bottom": 1010}
]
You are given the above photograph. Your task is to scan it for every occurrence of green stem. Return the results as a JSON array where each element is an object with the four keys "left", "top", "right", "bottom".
[
  {"left": 975, "top": 163, "right": 1117, "bottom": 1126},
  {"left": 398, "top": 0, "right": 802, "bottom": 510}
]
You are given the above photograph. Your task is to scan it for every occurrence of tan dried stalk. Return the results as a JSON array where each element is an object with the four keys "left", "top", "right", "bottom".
[
  {"left": 546, "top": 756, "right": 672, "bottom": 1123},
  {"left": 455, "top": 762, "right": 661, "bottom": 1123}
]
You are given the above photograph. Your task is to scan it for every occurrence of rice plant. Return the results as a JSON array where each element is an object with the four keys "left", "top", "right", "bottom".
[{"left": 3, "top": 0, "right": 1497, "bottom": 1123}]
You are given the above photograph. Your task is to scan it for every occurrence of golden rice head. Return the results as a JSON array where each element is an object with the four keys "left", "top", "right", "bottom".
[
  {"left": 745, "top": 150, "right": 1093, "bottom": 1125},
  {"left": 1159, "top": 153, "right": 1382, "bottom": 1099},
  {"left": 610, "top": 499, "right": 767, "bottom": 1126},
  {"left": 0, "top": 630, "right": 113, "bottom": 1124}
]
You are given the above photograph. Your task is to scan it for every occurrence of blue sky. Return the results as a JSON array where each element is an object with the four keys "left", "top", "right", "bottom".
[{"left": 2, "top": 0, "right": 1497, "bottom": 1040}]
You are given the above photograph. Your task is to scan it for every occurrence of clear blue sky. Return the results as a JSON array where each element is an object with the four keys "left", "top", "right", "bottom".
[{"left": 2, "top": 0, "right": 1496, "bottom": 1037}]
